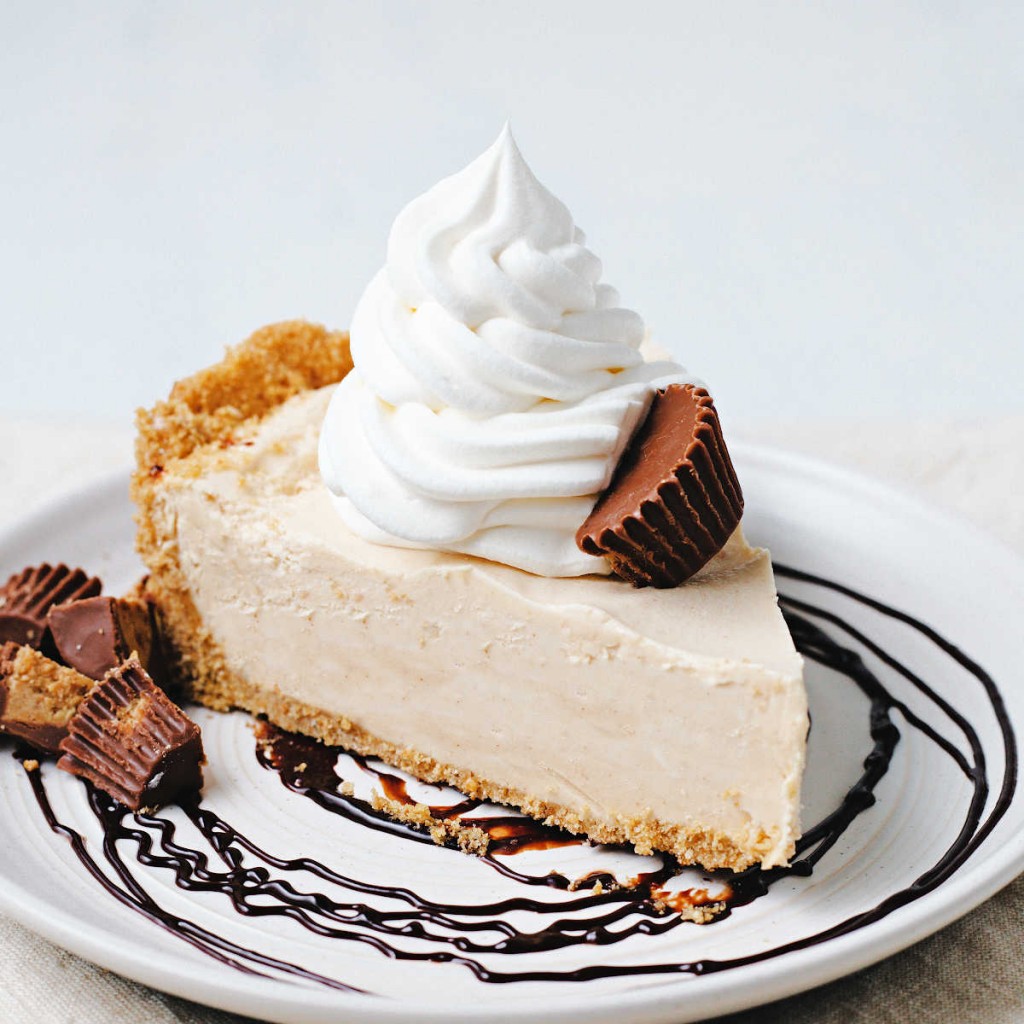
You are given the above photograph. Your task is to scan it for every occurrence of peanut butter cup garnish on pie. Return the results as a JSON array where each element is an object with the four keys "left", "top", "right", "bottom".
[
  {"left": 132, "top": 128, "right": 807, "bottom": 870},
  {"left": 578, "top": 383, "right": 744, "bottom": 587}
]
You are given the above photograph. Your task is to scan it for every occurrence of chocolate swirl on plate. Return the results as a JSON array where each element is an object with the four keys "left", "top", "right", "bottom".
[{"left": 14, "top": 570, "right": 1018, "bottom": 992}]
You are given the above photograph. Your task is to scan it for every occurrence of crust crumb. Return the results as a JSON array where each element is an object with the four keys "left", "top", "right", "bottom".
[{"left": 370, "top": 790, "right": 492, "bottom": 854}]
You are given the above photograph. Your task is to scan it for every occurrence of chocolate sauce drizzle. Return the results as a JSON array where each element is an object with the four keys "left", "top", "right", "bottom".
[{"left": 14, "top": 569, "right": 1017, "bottom": 993}]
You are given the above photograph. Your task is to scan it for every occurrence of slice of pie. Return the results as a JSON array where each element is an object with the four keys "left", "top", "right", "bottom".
[{"left": 133, "top": 319, "right": 806, "bottom": 871}]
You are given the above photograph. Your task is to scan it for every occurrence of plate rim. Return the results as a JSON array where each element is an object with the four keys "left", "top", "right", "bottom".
[{"left": 0, "top": 448, "right": 1022, "bottom": 1024}]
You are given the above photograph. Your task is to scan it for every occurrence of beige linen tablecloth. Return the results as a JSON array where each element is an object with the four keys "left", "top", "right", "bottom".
[{"left": 1, "top": 415, "right": 1022, "bottom": 1024}]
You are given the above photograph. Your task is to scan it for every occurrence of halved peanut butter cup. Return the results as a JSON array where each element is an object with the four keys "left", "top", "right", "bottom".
[
  {"left": 0, "top": 641, "right": 95, "bottom": 753},
  {"left": 0, "top": 564, "right": 101, "bottom": 649},
  {"left": 58, "top": 657, "right": 204, "bottom": 810},
  {"left": 48, "top": 595, "right": 159, "bottom": 683}
]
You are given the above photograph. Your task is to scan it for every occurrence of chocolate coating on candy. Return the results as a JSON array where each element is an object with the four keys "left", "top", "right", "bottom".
[
  {"left": 0, "top": 564, "right": 102, "bottom": 649},
  {"left": 0, "top": 641, "right": 95, "bottom": 753},
  {"left": 58, "top": 657, "right": 204, "bottom": 810},
  {"left": 48, "top": 595, "right": 157, "bottom": 682},
  {"left": 577, "top": 384, "right": 743, "bottom": 587}
]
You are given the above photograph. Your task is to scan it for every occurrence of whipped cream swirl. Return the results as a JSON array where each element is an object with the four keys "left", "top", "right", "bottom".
[{"left": 319, "top": 125, "right": 691, "bottom": 576}]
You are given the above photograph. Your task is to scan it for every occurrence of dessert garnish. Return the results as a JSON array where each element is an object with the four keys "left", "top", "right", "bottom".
[
  {"left": 0, "top": 641, "right": 95, "bottom": 753},
  {"left": 319, "top": 124, "right": 692, "bottom": 577},
  {"left": 0, "top": 564, "right": 101, "bottom": 649},
  {"left": 577, "top": 384, "right": 743, "bottom": 586},
  {"left": 48, "top": 594, "right": 160, "bottom": 682},
  {"left": 58, "top": 656, "right": 204, "bottom": 810}
]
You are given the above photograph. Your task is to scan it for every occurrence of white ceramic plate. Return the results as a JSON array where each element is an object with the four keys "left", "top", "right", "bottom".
[{"left": 1, "top": 447, "right": 1022, "bottom": 1024}]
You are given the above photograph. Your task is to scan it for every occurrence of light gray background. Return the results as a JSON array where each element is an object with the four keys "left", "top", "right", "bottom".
[{"left": 2, "top": 1, "right": 1022, "bottom": 428}]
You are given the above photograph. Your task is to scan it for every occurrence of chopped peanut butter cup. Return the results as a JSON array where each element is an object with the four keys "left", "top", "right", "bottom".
[
  {"left": 0, "top": 642, "right": 95, "bottom": 753},
  {"left": 58, "top": 657, "right": 204, "bottom": 810},
  {"left": 48, "top": 595, "right": 159, "bottom": 683},
  {"left": 0, "top": 564, "right": 102, "bottom": 649},
  {"left": 577, "top": 383, "right": 743, "bottom": 587}
]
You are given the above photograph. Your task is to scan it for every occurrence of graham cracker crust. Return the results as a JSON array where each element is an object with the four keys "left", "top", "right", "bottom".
[
  {"left": 368, "top": 792, "right": 491, "bottom": 857},
  {"left": 132, "top": 320, "right": 778, "bottom": 873}
]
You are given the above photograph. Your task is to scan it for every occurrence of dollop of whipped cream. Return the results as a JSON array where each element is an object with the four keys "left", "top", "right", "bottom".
[{"left": 319, "top": 125, "right": 691, "bottom": 577}]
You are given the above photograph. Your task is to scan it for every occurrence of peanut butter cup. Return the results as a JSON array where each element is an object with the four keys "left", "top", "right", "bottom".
[
  {"left": 0, "top": 564, "right": 102, "bottom": 649},
  {"left": 577, "top": 383, "right": 743, "bottom": 587},
  {"left": 58, "top": 657, "right": 204, "bottom": 810},
  {"left": 48, "top": 595, "right": 159, "bottom": 683},
  {"left": 0, "top": 642, "right": 95, "bottom": 753}
]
